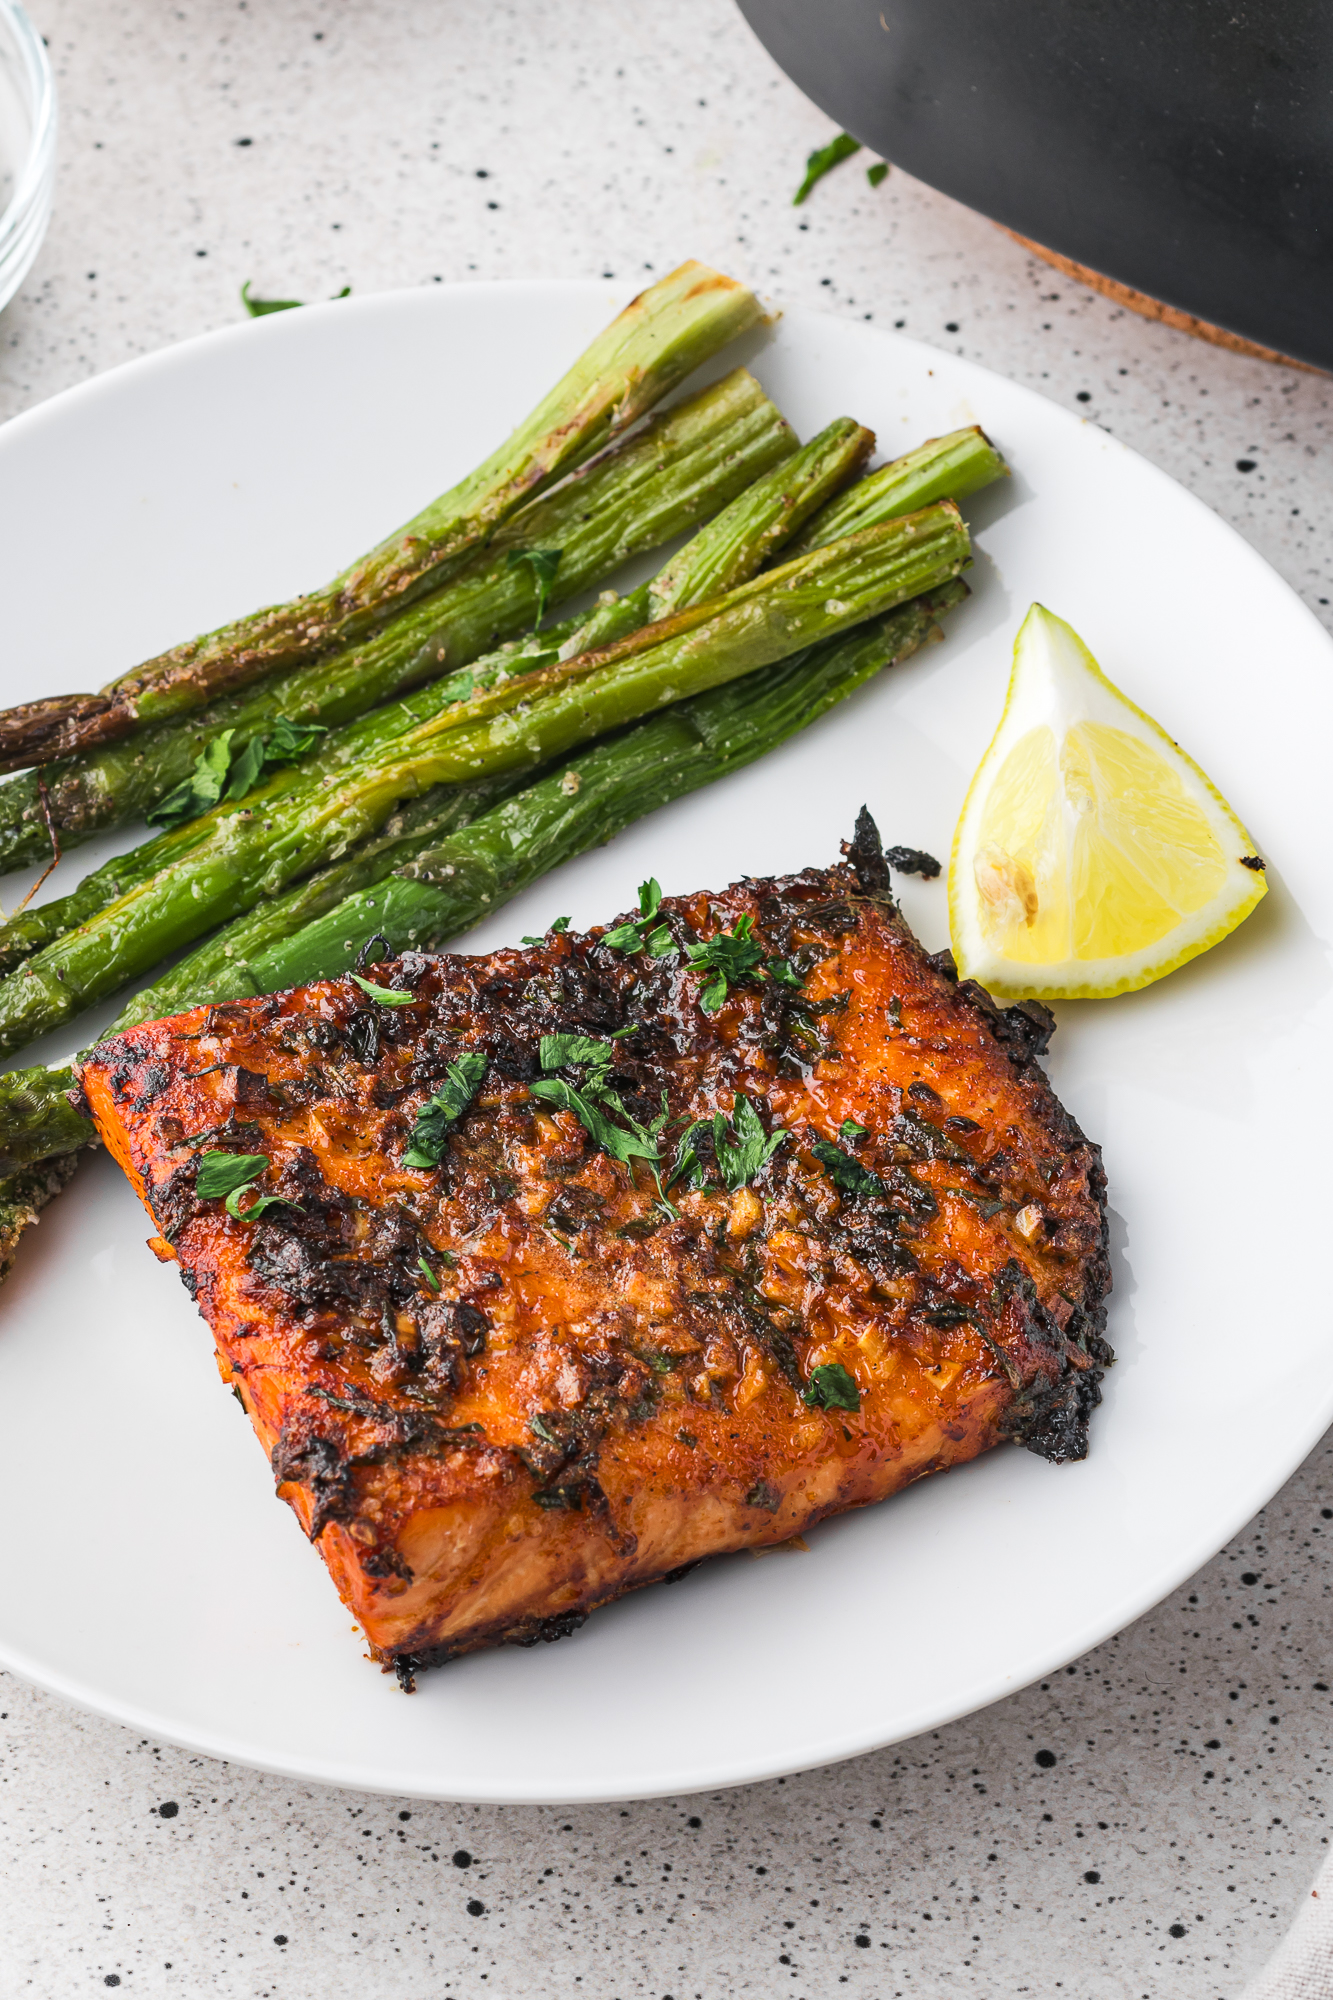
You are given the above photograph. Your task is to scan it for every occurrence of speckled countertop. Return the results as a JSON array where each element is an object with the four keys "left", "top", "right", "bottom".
[{"left": 2, "top": 4, "right": 1332, "bottom": 1996}]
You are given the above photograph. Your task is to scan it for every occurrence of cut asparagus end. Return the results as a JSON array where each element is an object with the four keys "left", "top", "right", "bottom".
[{"left": 786, "top": 425, "right": 1007, "bottom": 558}]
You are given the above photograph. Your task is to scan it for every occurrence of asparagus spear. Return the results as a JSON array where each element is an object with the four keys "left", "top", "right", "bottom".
[
  {"left": 2, "top": 577, "right": 966, "bottom": 1190},
  {"left": 221, "top": 581, "right": 970, "bottom": 995},
  {"left": 72, "top": 420, "right": 876, "bottom": 1006},
  {"left": 0, "top": 506, "right": 969, "bottom": 1059},
  {"left": 0, "top": 368, "right": 794, "bottom": 872},
  {"left": 0, "top": 413, "right": 873, "bottom": 971},
  {"left": 0, "top": 263, "right": 764, "bottom": 772},
  {"left": 786, "top": 425, "right": 1006, "bottom": 557}
]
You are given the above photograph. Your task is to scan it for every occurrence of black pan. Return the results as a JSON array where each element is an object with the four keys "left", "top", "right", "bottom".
[{"left": 737, "top": 0, "right": 1333, "bottom": 372}]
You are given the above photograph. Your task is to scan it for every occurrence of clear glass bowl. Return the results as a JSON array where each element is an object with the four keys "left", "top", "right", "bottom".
[{"left": 0, "top": 0, "right": 55, "bottom": 314}]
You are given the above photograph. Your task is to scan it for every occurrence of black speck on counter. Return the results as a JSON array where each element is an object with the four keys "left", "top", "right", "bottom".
[
  {"left": 1169, "top": 1923, "right": 1187, "bottom": 1938},
  {"left": 1084, "top": 1870, "right": 1101, "bottom": 1883},
  {"left": 157, "top": 1800, "right": 179, "bottom": 1818},
  {"left": 1236, "top": 459, "right": 1257, "bottom": 473},
  {"left": 1035, "top": 1749, "right": 1057, "bottom": 1768},
  {"left": 273, "top": 1934, "right": 288, "bottom": 1946},
  {"left": 1241, "top": 1572, "right": 1260, "bottom": 1585},
  {"left": 467, "top": 1898, "right": 486, "bottom": 1917},
  {"left": 453, "top": 1849, "right": 472, "bottom": 1868}
]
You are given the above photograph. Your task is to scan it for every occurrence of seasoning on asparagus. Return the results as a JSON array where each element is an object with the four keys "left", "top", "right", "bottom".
[
  {"left": 0, "top": 260, "right": 764, "bottom": 770},
  {"left": 0, "top": 366, "right": 795, "bottom": 873},
  {"left": 0, "top": 409, "right": 873, "bottom": 970},
  {"left": 4, "top": 578, "right": 966, "bottom": 1218},
  {"left": 785, "top": 426, "right": 1006, "bottom": 558},
  {"left": 0, "top": 507, "right": 969, "bottom": 1060}
]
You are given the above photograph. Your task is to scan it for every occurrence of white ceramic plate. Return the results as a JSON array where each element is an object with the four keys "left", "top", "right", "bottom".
[{"left": 0, "top": 283, "right": 1329, "bottom": 1804}]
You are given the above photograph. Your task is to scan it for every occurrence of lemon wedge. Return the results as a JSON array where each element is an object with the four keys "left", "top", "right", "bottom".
[{"left": 949, "top": 604, "right": 1267, "bottom": 1000}]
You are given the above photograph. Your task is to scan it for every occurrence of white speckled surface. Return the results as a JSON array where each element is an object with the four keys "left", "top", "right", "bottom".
[{"left": 1, "top": 3, "right": 1331, "bottom": 1994}]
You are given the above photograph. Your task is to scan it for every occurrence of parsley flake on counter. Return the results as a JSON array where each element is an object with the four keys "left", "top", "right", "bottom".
[
  {"left": 241, "top": 279, "right": 351, "bottom": 317},
  {"left": 866, "top": 161, "right": 890, "bottom": 188},
  {"left": 793, "top": 131, "right": 861, "bottom": 205},
  {"left": 403, "top": 1052, "right": 488, "bottom": 1169}
]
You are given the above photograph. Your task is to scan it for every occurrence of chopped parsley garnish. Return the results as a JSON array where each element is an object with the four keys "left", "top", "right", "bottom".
[
  {"left": 241, "top": 279, "right": 351, "bottom": 317},
  {"left": 146, "top": 729, "right": 238, "bottom": 829},
  {"left": 529, "top": 1036, "right": 668, "bottom": 1175},
  {"left": 866, "top": 161, "right": 889, "bottom": 188},
  {"left": 683, "top": 915, "right": 806, "bottom": 1013},
  {"left": 539, "top": 1033, "right": 617, "bottom": 1074},
  {"left": 840, "top": 1118, "right": 869, "bottom": 1142},
  {"left": 714, "top": 1096, "right": 785, "bottom": 1191},
  {"left": 351, "top": 973, "right": 418, "bottom": 1006},
  {"left": 402, "top": 1052, "right": 488, "bottom": 1169},
  {"left": 506, "top": 547, "right": 563, "bottom": 627},
  {"left": 602, "top": 879, "right": 676, "bottom": 958},
  {"left": 793, "top": 131, "right": 861, "bottom": 205},
  {"left": 685, "top": 913, "right": 765, "bottom": 1012},
  {"left": 195, "top": 1149, "right": 302, "bottom": 1220},
  {"left": 417, "top": 1255, "right": 441, "bottom": 1291},
  {"left": 528, "top": 1077, "right": 662, "bottom": 1167},
  {"left": 802, "top": 1362, "right": 862, "bottom": 1412},
  {"left": 668, "top": 1096, "right": 785, "bottom": 1193},
  {"left": 811, "top": 1137, "right": 885, "bottom": 1201},
  {"left": 196, "top": 1150, "right": 269, "bottom": 1199},
  {"left": 147, "top": 715, "right": 330, "bottom": 829},
  {"left": 521, "top": 914, "right": 570, "bottom": 944}
]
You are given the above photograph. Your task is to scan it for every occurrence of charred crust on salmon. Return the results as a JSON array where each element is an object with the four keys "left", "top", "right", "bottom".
[{"left": 78, "top": 816, "right": 1112, "bottom": 1682}]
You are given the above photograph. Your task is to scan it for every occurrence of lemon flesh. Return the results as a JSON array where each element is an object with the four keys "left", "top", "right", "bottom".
[{"left": 949, "top": 605, "right": 1267, "bottom": 999}]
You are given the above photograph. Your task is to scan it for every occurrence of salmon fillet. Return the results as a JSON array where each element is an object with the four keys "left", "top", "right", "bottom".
[{"left": 78, "top": 813, "right": 1111, "bottom": 1686}]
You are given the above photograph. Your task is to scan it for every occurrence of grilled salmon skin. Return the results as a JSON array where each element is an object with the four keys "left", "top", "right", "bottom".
[{"left": 78, "top": 813, "right": 1111, "bottom": 1685}]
